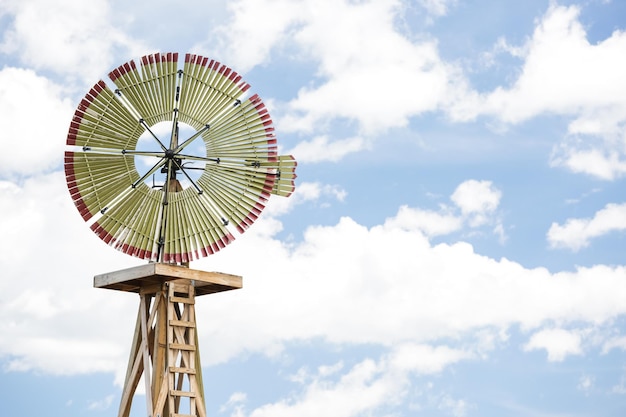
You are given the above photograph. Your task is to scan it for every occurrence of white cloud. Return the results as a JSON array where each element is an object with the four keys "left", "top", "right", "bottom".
[
  {"left": 220, "top": 392, "right": 247, "bottom": 414},
  {"left": 196, "top": 0, "right": 303, "bottom": 73},
  {"left": 384, "top": 205, "right": 463, "bottom": 237},
  {"left": 480, "top": 5, "right": 626, "bottom": 123},
  {"left": 523, "top": 328, "right": 583, "bottom": 362},
  {"left": 191, "top": 214, "right": 626, "bottom": 367},
  {"left": 87, "top": 394, "right": 115, "bottom": 411},
  {"left": 437, "top": 394, "right": 471, "bottom": 417},
  {"left": 472, "top": 4, "right": 626, "bottom": 180},
  {"left": 283, "top": 0, "right": 460, "bottom": 135},
  {"left": 417, "top": 0, "right": 456, "bottom": 17},
  {"left": 0, "top": 67, "right": 74, "bottom": 177},
  {"left": 551, "top": 146, "right": 626, "bottom": 181},
  {"left": 243, "top": 343, "right": 468, "bottom": 417},
  {"left": 612, "top": 372, "right": 626, "bottom": 395},
  {"left": 247, "top": 357, "right": 400, "bottom": 417},
  {"left": 0, "top": 0, "right": 146, "bottom": 85},
  {"left": 547, "top": 202, "right": 626, "bottom": 251},
  {"left": 264, "top": 181, "right": 346, "bottom": 218},
  {"left": 450, "top": 179, "right": 502, "bottom": 227},
  {"left": 204, "top": 1, "right": 626, "bottom": 176},
  {"left": 603, "top": 336, "right": 626, "bottom": 354},
  {"left": 1, "top": 173, "right": 624, "bottom": 387},
  {"left": 0, "top": 172, "right": 139, "bottom": 380},
  {"left": 388, "top": 343, "right": 473, "bottom": 375},
  {"left": 383, "top": 179, "right": 502, "bottom": 238},
  {"left": 577, "top": 374, "right": 594, "bottom": 395},
  {"left": 287, "top": 135, "right": 368, "bottom": 163},
  {"left": 207, "top": 0, "right": 467, "bottom": 136}
]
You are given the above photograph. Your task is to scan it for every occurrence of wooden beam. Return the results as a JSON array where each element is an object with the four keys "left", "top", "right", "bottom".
[{"left": 94, "top": 263, "right": 242, "bottom": 295}]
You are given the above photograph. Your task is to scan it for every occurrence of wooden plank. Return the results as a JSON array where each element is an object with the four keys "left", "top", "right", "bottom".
[
  {"left": 151, "top": 292, "right": 167, "bottom": 410},
  {"left": 118, "top": 312, "right": 144, "bottom": 417},
  {"left": 93, "top": 263, "right": 242, "bottom": 295},
  {"left": 170, "top": 319, "right": 195, "bottom": 328},
  {"left": 170, "top": 296, "right": 195, "bottom": 304},
  {"left": 139, "top": 295, "right": 154, "bottom": 417},
  {"left": 170, "top": 343, "right": 196, "bottom": 351},
  {"left": 153, "top": 371, "right": 169, "bottom": 417},
  {"left": 171, "top": 390, "right": 196, "bottom": 397},
  {"left": 169, "top": 366, "right": 196, "bottom": 374}
]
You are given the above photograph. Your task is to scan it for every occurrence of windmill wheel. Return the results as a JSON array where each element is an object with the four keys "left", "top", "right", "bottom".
[{"left": 64, "top": 53, "right": 297, "bottom": 263}]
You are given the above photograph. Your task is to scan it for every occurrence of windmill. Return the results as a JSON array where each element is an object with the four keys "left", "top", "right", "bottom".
[{"left": 64, "top": 52, "right": 297, "bottom": 417}]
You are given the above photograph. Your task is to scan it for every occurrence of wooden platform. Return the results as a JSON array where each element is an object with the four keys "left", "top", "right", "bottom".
[{"left": 94, "top": 263, "right": 242, "bottom": 296}]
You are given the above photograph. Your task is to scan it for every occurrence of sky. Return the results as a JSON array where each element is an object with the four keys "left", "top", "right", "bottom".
[{"left": 1, "top": 0, "right": 626, "bottom": 416}]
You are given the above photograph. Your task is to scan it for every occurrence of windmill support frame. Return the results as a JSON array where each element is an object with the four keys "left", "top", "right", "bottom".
[{"left": 94, "top": 264, "right": 242, "bottom": 417}]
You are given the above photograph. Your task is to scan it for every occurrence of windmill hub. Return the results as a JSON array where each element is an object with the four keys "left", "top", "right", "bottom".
[{"left": 165, "top": 148, "right": 176, "bottom": 159}]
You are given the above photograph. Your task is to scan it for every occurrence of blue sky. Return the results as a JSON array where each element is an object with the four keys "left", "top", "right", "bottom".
[{"left": 1, "top": 0, "right": 626, "bottom": 416}]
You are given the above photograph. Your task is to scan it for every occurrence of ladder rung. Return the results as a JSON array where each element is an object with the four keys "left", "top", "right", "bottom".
[
  {"left": 169, "top": 283, "right": 191, "bottom": 293},
  {"left": 170, "top": 296, "right": 195, "bottom": 304},
  {"left": 170, "top": 319, "right": 195, "bottom": 328},
  {"left": 170, "top": 389, "right": 197, "bottom": 397},
  {"left": 169, "top": 366, "right": 196, "bottom": 374},
  {"left": 169, "top": 343, "right": 196, "bottom": 351}
]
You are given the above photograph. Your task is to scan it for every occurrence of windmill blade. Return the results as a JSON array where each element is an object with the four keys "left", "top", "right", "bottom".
[
  {"left": 177, "top": 54, "right": 250, "bottom": 130},
  {"left": 108, "top": 52, "right": 180, "bottom": 126},
  {"left": 270, "top": 155, "right": 298, "bottom": 197},
  {"left": 67, "top": 80, "right": 144, "bottom": 150},
  {"left": 65, "top": 151, "right": 139, "bottom": 221},
  {"left": 64, "top": 52, "right": 298, "bottom": 263},
  {"left": 90, "top": 183, "right": 163, "bottom": 260}
]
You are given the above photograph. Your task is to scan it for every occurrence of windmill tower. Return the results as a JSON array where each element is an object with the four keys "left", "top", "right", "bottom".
[{"left": 64, "top": 53, "right": 297, "bottom": 417}]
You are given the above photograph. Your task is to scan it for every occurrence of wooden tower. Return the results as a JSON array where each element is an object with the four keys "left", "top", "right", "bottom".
[{"left": 95, "top": 264, "right": 242, "bottom": 417}]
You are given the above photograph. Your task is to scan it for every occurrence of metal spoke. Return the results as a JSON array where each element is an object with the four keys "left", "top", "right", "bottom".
[
  {"left": 132, "top": 157, "right": 167, "bottom": 188},
  {"left": 175, "top": 153, "right": 221, "bottom": 164},
  {"left": 140, "top": 119, "right": 168, "bottom": 151},
  {"left": 175, "top": 124, "right": 210, "bottom": 153},
  {"left": 172, "top": 158, "right": 204, "bottom": 195}
]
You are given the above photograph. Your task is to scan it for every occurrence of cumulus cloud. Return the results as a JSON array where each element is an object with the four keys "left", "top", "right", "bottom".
[
  {"left": 473, "top": 4, "right": 626, "bottom": 180},
  {"left": 191, "top": 214, "right": 626, "bottom": 368},
  {"left": 385, "top": 205, "right": 463, "bottom": 237},
  {"left": 0, "top": 67, "right": 74, "bottom": 177},
  {"left": 264, "top": 181, "right": 346, "bottom": 219},
  {"left": 287, "top": 135, "right": 368, "bottom": 163},
  {"left": 417, "top": 0, "right": 457, "bottom": 17},
  {"left": 0, "top": 0, "right": 146, "bottom": 85},
  {"left": 577, "top": 375, "right": 594, "bottom": 395},
  {"left": 2, "top": 172, "right": 626, "bottom": 382},
  {"left": 602, "top": 336, "right": 626, "bottom": 354},
  {"left": 240, "top": 343, "right": 469, "bottom": 417},
  {"left": 523, "top": 328, "right": 583, "bottom": 362},
  {"left": 87, "top": 394, "right": 115, "bottom": 411},
  {"left": 0, "top": 172, "right": 139, "bottom": 380},
  {"left": 195, "top": 0, "right": 302, "bottom": 73},
  {"left": 450, "top": 180, "right": 502, "bottom": 227},
  {"left": 384, "top": 179, "right": 502, "bottom": 238},
  {"left": 479, "top": 5, "right": 626, "bottom": 123},
  {"left": 206, "top": 0, "right": 469, "bottom": 136},
  {"left": 551, "top": 146, "right": 626, "bottom": 181},
  {"left": 203, "top": 0, "right": 626, "bottom": 175},
  {"left": 547, "top": 202, "right": 626, "bottom": 251}
]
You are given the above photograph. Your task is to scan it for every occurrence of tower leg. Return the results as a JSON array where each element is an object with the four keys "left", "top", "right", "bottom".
[{"left": 117, "top": 280, "right": 206, "bottom": 417}]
